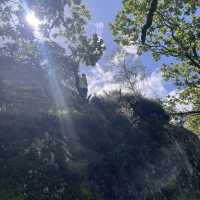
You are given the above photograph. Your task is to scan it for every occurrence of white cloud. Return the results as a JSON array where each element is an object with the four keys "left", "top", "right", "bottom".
[
  {"left": 110, "top": 45, "right": 138, "bottom": 66},
  {"left": 87, "top": 63, "right": 116, "bottom": 95},
  {"left": 137, "top": 71, "right": 168, "bottom": 99},
  {"left": 87, "top": 63, "right": 167, "bottom": 99},
  {"left": 123, "top": 45, "right": 138, "bottom": 55},
  {"left": 110, "top": 49, "right": 125, "bottom": 65},
  {"left": 168, "top": 90, "right": 193, "bottom": 112}
]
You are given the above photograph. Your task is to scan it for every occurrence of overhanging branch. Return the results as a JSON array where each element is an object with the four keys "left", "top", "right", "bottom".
[
  {"left": 141, "top": 0, "right": 158, "bottom": 43},
  {"left": 170, "top": 110, "right": 200, "bottom": 117}
]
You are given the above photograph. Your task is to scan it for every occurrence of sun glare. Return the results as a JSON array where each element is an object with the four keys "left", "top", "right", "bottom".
[{"left": 26, "top": 11, "right": 40, "bottom": 29}]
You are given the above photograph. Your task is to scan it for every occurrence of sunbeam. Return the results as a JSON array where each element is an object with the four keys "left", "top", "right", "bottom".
[
  {"left": 26, "top": 11, "right": 41, "bottom": 30},
  {"left": 38, "top": 42, "right": 77, "bottom": 140}
]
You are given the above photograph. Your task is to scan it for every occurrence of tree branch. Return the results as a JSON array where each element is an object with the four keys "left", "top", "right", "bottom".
[
  {"left": 159, "top": 13, "right": 200, "bottom": 68},
  {"left": 141, "top": 0, "right": 158, "bottom": 43},
  {"left": 170, "top": 110, "right": 200, "bottom": 116}
]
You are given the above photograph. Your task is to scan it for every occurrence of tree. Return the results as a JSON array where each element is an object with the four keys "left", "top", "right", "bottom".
[
  {"left": 0, "top": 0, "right": 105, "bottom": 97},
  {"left": 110, "top": 47, "right": 146, "bottom": 95},
  {"left": 184, "top": 115, "right": 200, "bottom": 136},
  {"left": 111, "top": 0, "right": 200, "bottom": 116}
]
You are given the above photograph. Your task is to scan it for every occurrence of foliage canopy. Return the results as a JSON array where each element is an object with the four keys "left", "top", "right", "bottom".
[
  {"left": 0, "top": 0, "right": 105, "bottom": 96},
  {"left": 112, "top": 0, "right": 200, "bottom": 117}
]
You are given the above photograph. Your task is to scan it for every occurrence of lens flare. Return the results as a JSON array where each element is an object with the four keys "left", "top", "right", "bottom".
[{"left": 26, "top": 11, "right": 40, "bottom": 29}]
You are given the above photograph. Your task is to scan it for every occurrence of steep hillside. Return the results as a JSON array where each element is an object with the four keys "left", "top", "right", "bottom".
[{"left": 0, "top": 95, "right": 200, "bottom": 200}]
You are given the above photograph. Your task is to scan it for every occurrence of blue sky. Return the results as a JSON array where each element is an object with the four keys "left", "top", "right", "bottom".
[
  {"left": 82, "top": 0, "right": 175, "bottom": 98},
  {"left": 84, "top": 0, "right": 122, "bottom": 61}
]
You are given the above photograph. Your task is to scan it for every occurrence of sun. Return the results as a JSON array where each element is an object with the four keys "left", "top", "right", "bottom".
[{"left": 26, "top": 11, "right": 41, "bottom": 29}]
